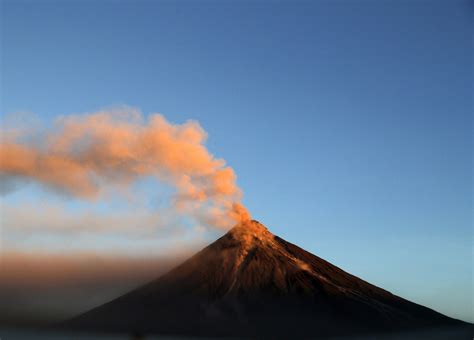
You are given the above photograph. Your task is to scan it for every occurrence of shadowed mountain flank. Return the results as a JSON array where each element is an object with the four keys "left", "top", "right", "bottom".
[{"left": 65, "top": 220, "right": 465, "bottom": 338}]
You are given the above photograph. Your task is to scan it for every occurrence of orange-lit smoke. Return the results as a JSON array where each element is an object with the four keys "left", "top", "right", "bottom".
[{"left": 0, "top": 108, "right": 250, "bottom": 229}]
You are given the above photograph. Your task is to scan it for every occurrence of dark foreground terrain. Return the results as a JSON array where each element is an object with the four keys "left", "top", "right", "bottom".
[
  {"left": 63, "top": 220, "right": 469, "bottom": 338},
  {"left": 1, "top": 325, "right": 473, "bottom": 340}
]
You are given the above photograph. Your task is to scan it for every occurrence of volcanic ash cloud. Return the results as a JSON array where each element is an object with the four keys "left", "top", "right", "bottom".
[{"left": 0, "top": 108, "right": 250, "bottom": 230}]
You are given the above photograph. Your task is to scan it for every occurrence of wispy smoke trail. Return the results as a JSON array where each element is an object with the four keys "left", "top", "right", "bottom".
[{"left": 0, "top": 108, "right": 250, "bottom": 230}]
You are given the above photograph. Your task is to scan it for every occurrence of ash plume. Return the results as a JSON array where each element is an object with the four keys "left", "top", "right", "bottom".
[{"left": 0, "top": 107, "right": 250, "bottom": 231}]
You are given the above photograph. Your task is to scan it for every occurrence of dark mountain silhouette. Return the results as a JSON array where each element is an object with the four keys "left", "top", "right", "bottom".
[{"left": 65, "top": 220, "right": 465, "bottom": 338}]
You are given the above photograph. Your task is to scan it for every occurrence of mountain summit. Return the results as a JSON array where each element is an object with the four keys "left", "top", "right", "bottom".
[{"left": 67, "top": 220, "right": 463, "bottom": 337}]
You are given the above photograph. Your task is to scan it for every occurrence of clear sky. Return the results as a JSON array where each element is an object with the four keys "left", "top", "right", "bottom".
[{"left": 1, "top": 0, "right": 472, "bottom": 323}]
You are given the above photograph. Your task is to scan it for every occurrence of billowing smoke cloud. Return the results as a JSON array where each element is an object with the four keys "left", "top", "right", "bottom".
[{"left": 0, "top": 108, "right": 250, "bottom": 231}]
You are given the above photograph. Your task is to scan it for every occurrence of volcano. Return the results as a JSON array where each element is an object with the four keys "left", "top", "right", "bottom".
[{"left": 66, "top": 220, "right": 464, "bottom": 338}]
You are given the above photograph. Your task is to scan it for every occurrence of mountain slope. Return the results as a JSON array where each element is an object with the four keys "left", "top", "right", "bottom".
[{"left": 66, "top": 220, "right": 464, "bottom": 338}]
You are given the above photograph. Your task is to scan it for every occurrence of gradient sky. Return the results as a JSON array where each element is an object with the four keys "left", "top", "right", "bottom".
[{"left": 1, "top": 0, "right": 472, "bottom": 323}]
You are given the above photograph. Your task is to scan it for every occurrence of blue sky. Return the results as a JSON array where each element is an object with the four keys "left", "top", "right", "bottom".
[{"left": 1, "top": 0, "right": 472, "bottom": 322}]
